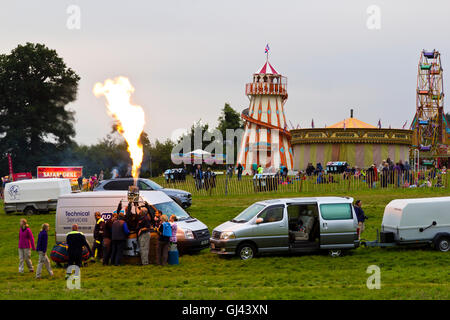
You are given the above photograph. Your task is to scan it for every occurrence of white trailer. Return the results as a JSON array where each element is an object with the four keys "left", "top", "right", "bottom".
[
  {"left": 363, "top": 196, "right": 450, "bottom": 252},
  {"left": 4, "top": 178, "right": 72, "bottom": 215}
]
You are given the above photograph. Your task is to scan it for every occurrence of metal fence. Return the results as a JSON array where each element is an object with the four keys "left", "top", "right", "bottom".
[{"left": 154, "top": 170, "right": 449, "bottom": 196}]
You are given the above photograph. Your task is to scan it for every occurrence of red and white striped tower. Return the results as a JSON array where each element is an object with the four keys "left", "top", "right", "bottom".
[{"left": 237, "top": 56, "right": 294, "bottom": 173}]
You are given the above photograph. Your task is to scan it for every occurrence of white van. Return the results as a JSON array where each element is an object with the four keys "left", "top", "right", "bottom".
[
  {"left": 4, "top": 178, "right": 72, "bottom": 215},
  {"left": 381, "top": 196, "right": 450, "bottom": 251},
  {"left": 55, "top": 190, "right": 210, "bottom": 253}
]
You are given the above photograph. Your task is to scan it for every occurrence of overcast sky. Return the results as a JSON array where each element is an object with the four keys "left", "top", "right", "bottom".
[{"left": 1, "top": 0, "right": 450, "bottom": 145}]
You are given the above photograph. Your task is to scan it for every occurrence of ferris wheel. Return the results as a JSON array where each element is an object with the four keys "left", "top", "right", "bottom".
[{"left": 412, "top": 49, "right": 444, "bottom": 154}]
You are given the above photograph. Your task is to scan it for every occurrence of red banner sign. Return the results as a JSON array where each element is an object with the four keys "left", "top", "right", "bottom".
[
  {"left": 12, "top": 172, "right": 32, "bottom": 181},
  {"left": 37, "top": 166, "right": 83, "bottom": 182}
]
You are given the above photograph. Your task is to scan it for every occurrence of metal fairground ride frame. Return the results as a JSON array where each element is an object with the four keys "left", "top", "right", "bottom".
[{"left": 410, "top": 49, "right": 450, "bottom": 167}]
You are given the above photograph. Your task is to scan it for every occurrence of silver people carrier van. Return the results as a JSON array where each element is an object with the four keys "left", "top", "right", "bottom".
[{"left": 210, "top": 197, "right": 359, "bottom": 259}]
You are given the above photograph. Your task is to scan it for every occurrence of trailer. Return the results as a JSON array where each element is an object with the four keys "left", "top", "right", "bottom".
[
  {"left": 361, "top": 196, "right": 450, "bottom": 252},
  {"left": 4, "top": 178, "right": 72, "bottom": 215}
]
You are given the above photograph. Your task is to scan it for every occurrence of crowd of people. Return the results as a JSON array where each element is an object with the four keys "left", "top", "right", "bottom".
[
  {"left": 16, "top": 201, "right": 179, "bottom": 279},
  {"left": 302, "top": 159, "right": 447, "bottom": 188},
  {"left": 193, "top": 164, "right": 217, "bottom": 190},
  {"left": 77, "top": 170, "right": 104, "bottom": 191}
]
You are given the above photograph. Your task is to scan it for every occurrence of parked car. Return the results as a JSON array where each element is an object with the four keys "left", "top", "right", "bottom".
[
  {"left": 379, "top": 196, "right": 450, "bottom": 252},
  {"left": 4, "top": 178, "right": 72, "bottom": 215},
  {"left": 210, "top": 197, "right": 359, "bottom": 260},
  {"left": 55, "top": 190, "right": 209, "bottom": 254},
  {"left": 94, "top": 178, "right": 192, "bottom": 208},
  {"left": 326, "top": 161, "right": 349, "bottom": 174}
]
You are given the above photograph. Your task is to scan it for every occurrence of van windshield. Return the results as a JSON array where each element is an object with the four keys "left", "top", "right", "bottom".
[
  {"left": 232, "top": 203, "right": 265, "bottom": 223},
  {"left": 143, "top": 179, "right": 164, "bottom": 190},
  {"left": 154, "top": 201, "right": 190, "bottom": 220}
]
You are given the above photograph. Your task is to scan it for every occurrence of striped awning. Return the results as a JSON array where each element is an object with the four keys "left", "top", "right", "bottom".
[{"left": 257, "top": 61, "right": 278, "bottom": 75}]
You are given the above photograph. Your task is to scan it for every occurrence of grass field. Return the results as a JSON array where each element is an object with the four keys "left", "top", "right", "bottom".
[{"left": 0, "top": 188, "right": 449, "bottom": 300}]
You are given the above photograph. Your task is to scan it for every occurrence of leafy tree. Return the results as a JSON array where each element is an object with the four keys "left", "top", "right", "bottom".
[
  {"left": 216, "top": 103, "right": 243, "bottom": 138},
  {"left": 216, "top": 103, "right": 243, "bottom": 164},
  {"left": 0, "top": 43, "right": 80, "bottom": 174},
  {"left": 146, "top": 139, "right": 176, "bottom": 177}
]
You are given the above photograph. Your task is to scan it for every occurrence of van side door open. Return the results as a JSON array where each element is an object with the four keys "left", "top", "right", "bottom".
[
  {"left": 319, "top": 203, "right": 357, "bottom": 248},
  {"left": 287, "top": 203, "right": 320, "bottom": 250},
  {"left": 253, "top": 205, "right": 288, "bottom": 252}
]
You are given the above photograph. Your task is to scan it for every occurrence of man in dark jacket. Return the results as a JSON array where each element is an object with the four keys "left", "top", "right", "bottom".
[
  {"left": 102, "top": 212, "right": 116, "bottom": 265},
  {"left": 111, "top": 213, "right": 130, "bottom": 266},
  {"left": 194, "top": 164, "right": 203, "bottom": 190},
  {"left": 77, "top": 176, "right": 84, "bottom": 190},
  {"left": 92, "top": 212, "right": 105, "bottom": 261},
  {"left": 66, "top": 224, "right": 92, "bottom": 268},
  {"left": 136, "top": 207, "right": 151, "bottom": 265},
  {"left": 353, "top": 200, "right": 368, "bottom": 240},
  {"left": 237, "top": 163, "right": 243, "bottom": 181}
]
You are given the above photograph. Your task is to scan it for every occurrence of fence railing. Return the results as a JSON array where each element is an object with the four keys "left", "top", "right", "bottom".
[{"left": 154, "top": 170, "right": 449, "bottom": 197}]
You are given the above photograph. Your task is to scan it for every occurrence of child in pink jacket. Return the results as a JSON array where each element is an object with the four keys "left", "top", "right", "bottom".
[{"left": 18, "top": 219, "right": 35, "bottom": 273}]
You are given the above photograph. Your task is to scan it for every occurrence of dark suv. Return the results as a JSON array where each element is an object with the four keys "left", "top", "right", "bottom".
[{"left": 94, "top": 178, "right": 192, "bottom": 208}]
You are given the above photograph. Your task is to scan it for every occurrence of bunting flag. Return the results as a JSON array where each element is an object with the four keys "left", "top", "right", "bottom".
[
  {"left": 311, "top": 119, "right": 315, "bottom": 128},
  {"left": 402, "top": 120, "right": 407, "bottom": 129}
]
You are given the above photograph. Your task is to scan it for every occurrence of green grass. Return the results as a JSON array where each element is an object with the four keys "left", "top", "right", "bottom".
[{"left": 0, "top": 188, "right": 449, "bottom": 300}]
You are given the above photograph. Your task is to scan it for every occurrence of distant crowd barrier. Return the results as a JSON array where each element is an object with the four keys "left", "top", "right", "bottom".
[{"left": 154, "top": 170, "right": 448, "bottom": 196}]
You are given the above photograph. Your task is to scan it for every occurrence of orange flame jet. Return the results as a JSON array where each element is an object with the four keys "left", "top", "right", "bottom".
[{"left": 93, "top": 77, "right": 145, "bottom": 180}]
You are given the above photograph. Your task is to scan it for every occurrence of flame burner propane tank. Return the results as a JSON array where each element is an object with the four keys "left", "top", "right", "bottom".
[{"left": 128, "top": 185, "right": 140, "bottom": 203}]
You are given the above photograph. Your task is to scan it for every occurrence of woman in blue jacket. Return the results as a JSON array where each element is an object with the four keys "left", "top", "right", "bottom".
[{"left": 36, "top": 223, "right": 53, "bottom": 279}]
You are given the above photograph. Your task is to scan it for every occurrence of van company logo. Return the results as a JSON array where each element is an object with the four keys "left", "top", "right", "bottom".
[
  {"left": 65, "top": 211, "right": 90, "bottom": 216},
  {"left": 8, "top": 185, "right": 19, "bottom": 200}
]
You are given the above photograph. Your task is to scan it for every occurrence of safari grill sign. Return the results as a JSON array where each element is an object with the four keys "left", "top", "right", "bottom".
[{"left": 37, "top": 166, "right": 83, "bottom": 182}]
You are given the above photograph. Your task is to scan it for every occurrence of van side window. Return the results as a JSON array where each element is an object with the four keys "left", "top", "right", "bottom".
[
  {"left": 320, "top": 203, "right": 352, "bottom": 220},
  {"left": 138, "top": 181, "right": 152, "bottom": 190},
  {"left": 257, "top": 206, "right": 284, "bottom": 223}
]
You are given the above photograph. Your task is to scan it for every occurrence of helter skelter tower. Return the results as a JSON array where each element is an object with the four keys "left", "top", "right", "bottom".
[
  {"left": 410, "top": 49, "right": 449, "bottom": 163},
  {"left": 236, "top": 55, "right": 294, "bottom": 173}
]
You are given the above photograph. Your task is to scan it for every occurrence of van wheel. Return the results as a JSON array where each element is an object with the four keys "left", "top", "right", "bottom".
[
  {"left": 329, "top": 249, "right": 343, "bottom": 257},
  {"left": 23, "top": 207, "right": 36, "bottom": 216},
  {"left": 237, "top": 243, "right": 256, "bottom": 260},
  {"left": 436, "top": 237, "right": 450, "bottom": 252}
]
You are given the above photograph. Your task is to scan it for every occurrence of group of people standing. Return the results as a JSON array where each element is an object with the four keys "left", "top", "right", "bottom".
[
  {"left": 16, "top": 202, "right": 179, "bottom": 279},
  {"left": 77, "top": 170, "right": 104, "bottom": 191},
  {"left": 18, "top": 219, "right": 53, "bottom": 278},
  {"left": 92, "top": 201, "right": 178, "bottom": 267},
  {"left": 193, "top": 165, "right": 216, "bottom": 190},
  {"left": 303, "top": 158, "right": 446, "bottom": 189}
]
